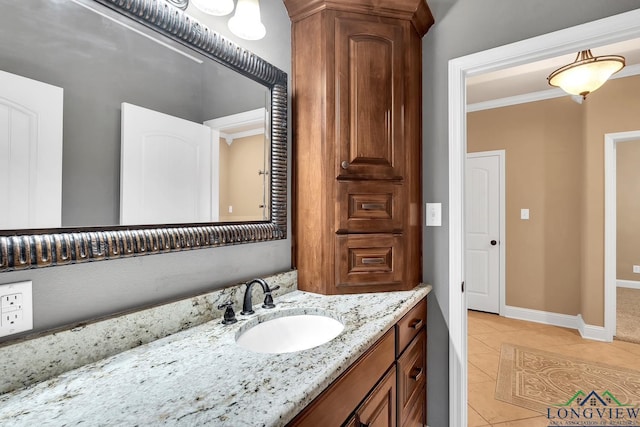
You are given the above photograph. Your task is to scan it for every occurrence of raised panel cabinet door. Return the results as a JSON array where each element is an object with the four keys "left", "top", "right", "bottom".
[
  {"left": 355, "top": 367, "right": 397, "bottom": 427},
  {"left": 397, "top": 333, "right": 426, "bottom": 426},
  {"left": 335, "top": 15, "right": 405, "bottom": 180}
]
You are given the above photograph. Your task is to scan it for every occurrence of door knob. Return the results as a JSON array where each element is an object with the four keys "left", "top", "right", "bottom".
[
  {"left": 490, "top": 240, "right": 497, "bottom": 246},
  {"left": 341, "top": 160, "right": 349, "bottom": 169}
]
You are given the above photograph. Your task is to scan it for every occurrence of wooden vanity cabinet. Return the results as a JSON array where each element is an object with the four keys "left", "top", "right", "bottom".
[
  {"left": 287, "top": 297, "right": 427, "bottom": 427},
  {"left": 285, "top": 0, "right": 433, "bottom": 295}
]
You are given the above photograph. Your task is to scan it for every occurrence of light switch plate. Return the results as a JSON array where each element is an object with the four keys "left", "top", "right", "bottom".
[
  {"left": 634, "top": 265, "right": 640, "bottom": 274},
  {"left": 521, "top": 209, "right": 530, "bottom": 220},
  {"left": 0, "top": 281, "right": 33, "bottom": 338},
  {"left": 426, "top": 203, "right": 442, "bottom": 227}
]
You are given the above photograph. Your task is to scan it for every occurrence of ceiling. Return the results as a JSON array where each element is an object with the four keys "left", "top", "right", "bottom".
[{"left": 466, "top": 38, "right": 640, "bottom": 106}]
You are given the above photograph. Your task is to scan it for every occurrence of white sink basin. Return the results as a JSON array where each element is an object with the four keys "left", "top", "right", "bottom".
[{"left": 236, "top": 310, "right": 344, "bottom": 354}]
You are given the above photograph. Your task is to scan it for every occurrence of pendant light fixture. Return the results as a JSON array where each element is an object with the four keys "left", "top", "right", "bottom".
[
  {"left": 228, "top": 0, "right": 266, "bottom": 41},
  {"left": 191, "top": 0, "right": 235, "bottom": 16},
  {"left": 547, "top": 49, "right": 625, "bottom": 99}
]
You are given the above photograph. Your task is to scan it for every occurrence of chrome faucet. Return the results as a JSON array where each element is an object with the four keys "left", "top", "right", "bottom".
[{"left": 241, "top": 278, "right": 280, "bottom": 315}]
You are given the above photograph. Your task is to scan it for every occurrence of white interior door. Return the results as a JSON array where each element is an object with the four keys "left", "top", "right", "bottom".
[
  {"left": 465, "top": 151, "right": 503, "bottom": 313},
  {"left": 0, "top": 70, "right": 63, "bottom": 229},
  {"left": 120, "top": 103, "right": 213, "bottom": 225}
]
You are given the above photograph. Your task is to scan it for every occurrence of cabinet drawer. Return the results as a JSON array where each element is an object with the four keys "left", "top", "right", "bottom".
[
  {"left": 336, "top": 181, "right": 403, "bottom": 233},
  {"left": 396, "top": 298, "right": 426, "bottom": 356},
  {"left": 336, "top": 234, "right": 404, "bottom": 291}
]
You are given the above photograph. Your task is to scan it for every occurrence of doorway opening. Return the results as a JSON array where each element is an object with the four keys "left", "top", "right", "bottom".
[
  {"left": 605, "top": 131, "right": 640, "bottom": 343},
  {"left": 448, "top": 10, "right": 640, "bottom": 426}
]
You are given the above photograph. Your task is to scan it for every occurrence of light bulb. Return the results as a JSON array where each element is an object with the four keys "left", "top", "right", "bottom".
[
  {"left": 228, "top": 0, "right": 266, "bottom": 41},
  {"left": 191, "top": 0, "right": 234, "bottom": 16}
]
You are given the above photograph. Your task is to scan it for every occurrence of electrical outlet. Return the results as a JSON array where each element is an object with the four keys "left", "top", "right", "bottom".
[
  {"left": 228, "top": 205, "right": 233, "bottom": 213},
  {"left": 0, "top": 281, "right": 33, "bottom": 338},
  {"left": 634, "top": 265, "right": 640, "bottom": 274},
  {"left": 1, "top": 293, "right": 23, "bottom": 311},
  {"left": 3, "top": 310, "right": 23, "bottom": 326}
]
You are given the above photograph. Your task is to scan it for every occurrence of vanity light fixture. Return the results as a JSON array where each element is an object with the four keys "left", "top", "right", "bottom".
[
  {"left": 191, "top": 0, "right": 235, "bottom": 16},
  {"left": 228, "top": 0, "right": 266, "bottom": 41},
  {"left": 547, "top": 49, "right": 625, "bottom": 99}
]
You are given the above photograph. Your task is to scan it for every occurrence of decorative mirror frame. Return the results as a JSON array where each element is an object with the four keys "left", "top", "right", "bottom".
[{"left": 0, "top": 0, "right": 288, "bottom": 272}]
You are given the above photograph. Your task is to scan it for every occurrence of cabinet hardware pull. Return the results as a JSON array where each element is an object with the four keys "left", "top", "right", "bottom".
[
  {"left": 361, "top": 203, "right": 385, "bottom": 210},
  {"left": 409, "top": 319, "right": 423, "bottom": 330},
  {"left": 341, "top": 160, "right": 350, "bottom": 169},
  {"left": 410, "top": 367, "right": 423, "bottom": 381},
  {"left": 361, "top": 257, "right": 385, "bottom": 265}
]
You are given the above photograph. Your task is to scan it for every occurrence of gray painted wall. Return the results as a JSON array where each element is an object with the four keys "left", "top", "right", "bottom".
[
  {"left": 0, "top": 0, "right": 291, "bottom": 343},
  {"left": 4, "top": 0, "right": 640, "bottom": 423},
  {"left": 422, "top": 1, "right": 640, "bottom": 425}
]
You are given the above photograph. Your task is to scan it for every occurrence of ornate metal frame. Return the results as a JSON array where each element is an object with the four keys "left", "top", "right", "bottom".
[{"left": 0, "top": 0, "right": 288, "bottom": 272}]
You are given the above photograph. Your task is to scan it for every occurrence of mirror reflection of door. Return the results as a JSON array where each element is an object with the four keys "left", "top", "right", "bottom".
[
  {"left": 0, "top": 70, "right": 63, "bottom": 229},
  {"left": 120, "top": 103, "right": 217, "bottom": 225}
]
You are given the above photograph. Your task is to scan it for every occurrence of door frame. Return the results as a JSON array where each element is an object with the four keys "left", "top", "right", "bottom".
[
  {"left": 447, "top": 10, "right": 640, "bottom": 426},
  {"left": 604, "top": 130, "right": 640, "bottom": 341},
  {"left": 466, "top": 150, "right": 506, "bottom": 316}
]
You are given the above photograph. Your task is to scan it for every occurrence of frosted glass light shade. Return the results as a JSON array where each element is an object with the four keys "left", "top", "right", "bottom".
[
  {"left": 191, "top": 0, "right": 234, "bottom": 16},
  {"left": 548, "top": 50, "right": 625, "bottom": 99},
  {"left": 228, "top": 0, "right": 266, "bottom": 40}
]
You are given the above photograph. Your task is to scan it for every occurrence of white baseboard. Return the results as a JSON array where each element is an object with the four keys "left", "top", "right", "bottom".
[
  {"left": 577, "top": 315, "right": 610, "bottom": 342},
  {"left": 503, "top": 305, "right": 578, "bottom": 329},
  {"left": 617, "top": 279, "right": 640, "bottom": 290},
  {"left": 502, "top": 305, "right": 611, "bottom": 342}
]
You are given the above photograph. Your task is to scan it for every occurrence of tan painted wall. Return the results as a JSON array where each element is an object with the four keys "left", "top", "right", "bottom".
[
  {"left": 218, "top": 134, "right": 266, "bottom": 222},
  {"left": 581, "top": 75, "right": 640, "bottom": 325},
  {"left": 468, "top": 74, "right": 640, "bottom": 326},
  {"left": 468, "top": 97, "right": 583, "bottom": 316},
  {"left": 617, "top": 140, "right": 640, "bottom": 282}
]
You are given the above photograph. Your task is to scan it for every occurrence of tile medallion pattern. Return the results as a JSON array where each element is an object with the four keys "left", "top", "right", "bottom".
[{"left": 496, "top": 343, "right": 640, "bottom": 414}]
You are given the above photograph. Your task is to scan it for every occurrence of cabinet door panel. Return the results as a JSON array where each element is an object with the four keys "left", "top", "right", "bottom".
[
  {"left": 356, "top": 367, "right": 397, "bottom": 427},
  {"left": 336, "top": 16, "right": 405, "bottom": 180},
  {"left": 401, "top": 390, "right": 425, "bottom": 427},
  {"left": 336, "top": 234, "right": 404, "bottom": 291},
  {"left": 337, "top": 181, "right": 403, "bottom": 233},
  {"left": 397, "top": 333, "right": 426, "bottom": 426}
]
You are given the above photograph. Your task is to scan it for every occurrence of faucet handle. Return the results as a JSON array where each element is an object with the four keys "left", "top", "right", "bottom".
[
  {"left": 217, "top": 301, "right": 238, "bottom": 325},
  {"left": 262, "top": 285, "right": 280, "bottom": 309}
]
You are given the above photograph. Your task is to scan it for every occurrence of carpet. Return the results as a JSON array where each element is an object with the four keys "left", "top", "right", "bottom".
[
  {"left": 495, "top": 344, "right": 640, "bottom": 414},
  {"left": 617, "top": 287, "right": 640, "bottom": 344}
]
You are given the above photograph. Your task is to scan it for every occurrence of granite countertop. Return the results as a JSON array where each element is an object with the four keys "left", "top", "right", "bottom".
[{"left": 0, "top": 286, "right": 431, "bottom": 426}]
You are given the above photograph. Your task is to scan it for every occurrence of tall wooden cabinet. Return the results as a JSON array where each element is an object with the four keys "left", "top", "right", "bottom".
[{"left": 285, "top": 0, "right": 433, "bottom": 294}]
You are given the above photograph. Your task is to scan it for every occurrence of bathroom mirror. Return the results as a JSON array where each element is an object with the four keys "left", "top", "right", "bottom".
[{"left": 0, "top": 0, "right": 287, "bottom": 271}]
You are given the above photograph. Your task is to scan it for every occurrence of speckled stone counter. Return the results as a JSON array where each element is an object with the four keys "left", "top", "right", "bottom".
[{"left": 0, "top": 285, "right": 431, "bottom": 426}]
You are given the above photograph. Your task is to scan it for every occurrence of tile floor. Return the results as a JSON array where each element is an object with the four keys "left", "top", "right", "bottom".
[{"left": 467, "top": 310, "right": 640, "bottom": 426}]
